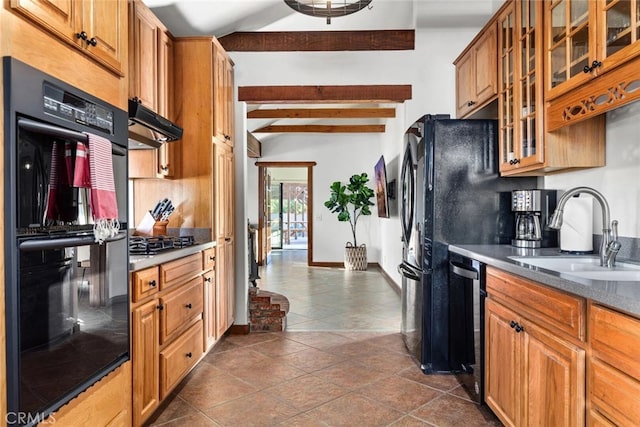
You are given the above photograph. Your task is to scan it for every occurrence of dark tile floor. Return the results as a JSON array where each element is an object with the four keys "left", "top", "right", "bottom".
[{"left": 145, "top": 250, "right": 501, "bottom": 426}]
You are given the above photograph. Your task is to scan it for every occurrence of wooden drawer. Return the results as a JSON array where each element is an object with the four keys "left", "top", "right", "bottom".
[
  {"left": 203, "top": 247, "right": 216, "bottom": 271},
  {"left": 159, "top": 320, "right": 203, "bottom": 399},
  {"left": 159, "top": 277, "right": 203, "bottom": 344},
  {"left": 587, "top": 409, "right": 616, "bottom": 427},
  {"left": 590, "top": 304, "right": 640, "bottom": 381},
  {"left": 589, "top": 358, "right": 640, "bottom": 426},
  {"left": 132, "top": 267, "right": 160, "bottom": 302},
  {"left": 160, "top": 253, "right": 203, "bottom": 291},
  {"left": 486, "top": 267, "right": 586, "bottom": 341}
]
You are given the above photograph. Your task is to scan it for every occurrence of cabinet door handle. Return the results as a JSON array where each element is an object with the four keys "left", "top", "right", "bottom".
[
  {"left": 583, "top": 60, "right": 602, "bottom": 73},
  {"left": 76, "top": 31, "right": 88, "bottom": 41},
  {"left": 509, "top": 320, "right": 517, "bottom": 329},
  {"left": 185, "top": 303, "right": 192, "bottom": 309},
  {"left": 509, "top": 158, "right": 520, "bottom": 165},
  {"left": 204, "top": 277, "right": 212, "bottom": 283},
  {"left": 225, "top": 237, "right": 231, "bottom": 242},
  {"left": 209, "top": 256, "right": 215, "bottom": 261},
  {"left": 160, "top": 165, "right": 169, "bottom": 171},
  {"left": 186, "top": 352, "right": 192, "bottom": 358},
  {"left": 148, "top": 280, "right": 157, "bottom": 287},
  {"left": 87, "top": 37, "right": 98, "bottom": 47},
  {"left": 156, "top": 304, "right": 164, "bottom": 310},
  {"left": 514, "top": 324, "right": 524, "bottom": 333}
]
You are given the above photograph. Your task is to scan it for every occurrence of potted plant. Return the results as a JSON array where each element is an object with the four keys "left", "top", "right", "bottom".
[{"left": 324, "top": 173, "right": 375, "bottom": 270}]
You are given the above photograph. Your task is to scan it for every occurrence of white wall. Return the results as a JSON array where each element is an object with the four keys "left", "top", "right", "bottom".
[
  {"left": 233, "top": 27, "right": 480, "bottom": 287},
  {"left": 543, "top": 102, "right": 640, "bottom": 239}
]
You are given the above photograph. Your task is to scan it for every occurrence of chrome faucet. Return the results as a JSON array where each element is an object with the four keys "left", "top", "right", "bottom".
[{"left": 548, "top": 187, "right": 621, "bottom": 268}]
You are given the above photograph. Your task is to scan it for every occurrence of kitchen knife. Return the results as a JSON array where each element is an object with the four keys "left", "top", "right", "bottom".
[{"left": 151, "top": 199, "right": 165, "bottom": 219}]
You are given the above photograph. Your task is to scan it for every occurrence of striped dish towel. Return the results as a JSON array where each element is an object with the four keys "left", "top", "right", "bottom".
[
  {"left": 74, "top": 133, "right": 120, "bottom": 243},
  {"left": 45, "top": 141, "right": 75, "bottom": 222}
]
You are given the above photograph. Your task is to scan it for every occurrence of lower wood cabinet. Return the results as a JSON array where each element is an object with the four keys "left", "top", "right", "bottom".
[
  {"left": 485, "top": 267, "right": 586, "bottom": 427},
  {"left": 131, "top": 252, "right": 206, "bottom": 426},
  {"left": 588, "top": 303, "right": 640, "bottom": 425},
  {"left": 52, "top": 362, "right": 132, "bottom": 427},
  {"left": 132, "top": 300, "right": 159, "bottom": 425},
  {"left": 160, "top": 320, "right": 203, "bottom": 399}
]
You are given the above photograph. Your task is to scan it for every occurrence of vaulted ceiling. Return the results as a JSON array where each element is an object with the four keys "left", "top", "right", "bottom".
[{"left": 143, "top": 1, "right": 501, "bottom": 137}]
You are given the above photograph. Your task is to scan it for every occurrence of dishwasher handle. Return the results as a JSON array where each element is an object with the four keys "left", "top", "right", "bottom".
[{"left": 449, "top": 260, "right": 479, "bottom": 281}]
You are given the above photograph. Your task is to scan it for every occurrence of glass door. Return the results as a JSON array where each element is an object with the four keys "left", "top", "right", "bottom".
[{"left": 269, "top": 182, "right": 283, "bottom": 249}]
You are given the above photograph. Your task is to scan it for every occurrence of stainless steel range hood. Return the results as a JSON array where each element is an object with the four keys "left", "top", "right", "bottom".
[{"left": 128, "top": 98, "right": 183, "bottom": 149}]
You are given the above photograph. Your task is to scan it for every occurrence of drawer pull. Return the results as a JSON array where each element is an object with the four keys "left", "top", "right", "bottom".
[
  {"left": 148, "top": 280, "right": 157, "bottom": 287},
  {"left": 209, "top": 256, "right": 215, "bottom": 261},
  {"left": 185, "top": 303, "right": 192, "bottom": 309},
  {"left": 204, "top": 277, "right": 212, "bottom": 283},
  {"left": 186, "top": 352, "right": 193, "bottom": 358}
]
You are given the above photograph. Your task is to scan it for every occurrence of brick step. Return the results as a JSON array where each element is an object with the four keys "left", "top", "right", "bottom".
[{"left": 248, "top": 287, "right": 290, "bottom": 332}]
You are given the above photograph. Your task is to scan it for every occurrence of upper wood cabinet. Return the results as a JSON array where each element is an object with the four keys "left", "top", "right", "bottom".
[
  {"left": 213, "top": 39, "right": 235, "bottom": 146},
  {"left": 546, "top": 0, "right": 640, "bottom": 99},
  {"left": 497, "top": 0, "right": 606, "bottom": 176},
  {"left": 454, "top": 20, "right": 498, "bottom": 118},
  {"left": 10, "top": 0, "right": 126, "bottom": 75},
  {"left": 128, "top": 0, "right": 178, "bottom": 179},
  {"left": 545, "top": 0, "right": 640, "bottom": 130}
]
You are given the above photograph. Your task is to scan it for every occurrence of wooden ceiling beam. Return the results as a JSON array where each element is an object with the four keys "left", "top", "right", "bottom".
[
  {"left": 252, "top": 124, "right": 385, "bottom": 133},
  {"left": 238, "top": 85, "right": 412, "bottom": 104},
  {"left": 219, "top": 30, "right": 415, "bottom": 52},
  {"left": 247, "top": 107, "right": 396, "bottom": 119}
]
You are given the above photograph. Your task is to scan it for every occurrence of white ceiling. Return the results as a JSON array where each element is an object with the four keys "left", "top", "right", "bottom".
[
  {"left": 142, "top": 0, "right": 503, "bottom": 37},
  {"left": 142, "top": 0, "right": 503, "bottom": 136}
]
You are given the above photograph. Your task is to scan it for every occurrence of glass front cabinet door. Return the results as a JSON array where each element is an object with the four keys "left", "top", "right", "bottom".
[
  {"left": 499, "top": 0, "right": 545, "bottom": 174},
  {"left": 546, "top": 0, "right": 640, "bottom": 100}
]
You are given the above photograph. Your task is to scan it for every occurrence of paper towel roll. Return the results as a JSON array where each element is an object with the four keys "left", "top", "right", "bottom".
[{"left": 560, "top": 196, "right": 593, "bottom": 253}]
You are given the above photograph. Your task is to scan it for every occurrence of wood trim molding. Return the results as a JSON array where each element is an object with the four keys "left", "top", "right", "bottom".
[
  {"left": 253, "top": 124, "right": 385, "bottom": 133},
  {"left": 255, "top": 161, "right": 317, "bottom": 167},
  {"left": 219, "top": 30, "right": 415, "bottom": 52},
  {"left": 247, "top": 132, "right": 262, "bottom": 158},
  {"left": 238, "top": 85, "right": 412, "bottom": 104},
  {"left": 256, "top": 162, "right": 315, "bottom": 266},
  {"left": 247, "top": 107, "right": 396, "bottom": 119},
  {"left": 228, "top": 324, "right": 250, "bottom": 335}
]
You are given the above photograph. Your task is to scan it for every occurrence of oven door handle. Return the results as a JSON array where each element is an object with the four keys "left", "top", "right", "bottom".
[
  {"left": 17, "top": 118, "right": 126, "bottom": 156},
  {"left": 19, "top": 231, "right": 126, "bottom": 251}
]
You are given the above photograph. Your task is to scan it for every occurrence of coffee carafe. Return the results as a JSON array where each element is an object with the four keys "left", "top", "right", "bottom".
[{"left": 511, "top": 190, "right": 558, "bottom": 248}]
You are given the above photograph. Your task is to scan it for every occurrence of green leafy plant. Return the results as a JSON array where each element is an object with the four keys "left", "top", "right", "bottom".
[{"left": 324, "top": 173, "right": 375, "bottom": 246}]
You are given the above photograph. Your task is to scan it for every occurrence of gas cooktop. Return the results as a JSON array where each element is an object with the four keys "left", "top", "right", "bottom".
[{"left": 129, "top": 235, "right": 195, "bottom": 255}]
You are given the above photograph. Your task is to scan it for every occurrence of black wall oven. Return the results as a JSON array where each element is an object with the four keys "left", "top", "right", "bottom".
[{"left": 3, "top": 57, "right": 129, "bottom": 425}]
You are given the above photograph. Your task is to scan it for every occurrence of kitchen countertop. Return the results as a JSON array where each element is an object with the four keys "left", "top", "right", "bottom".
[
  {"left": 449, "top": 244, "right": 640, "bottom": 317},
  {"left": 129, "top": 241, "right": 216, "bottom": 272}
]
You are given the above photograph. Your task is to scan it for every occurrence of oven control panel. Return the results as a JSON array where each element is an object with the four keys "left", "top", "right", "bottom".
[{"left": 43, "top": 82, "right": 114, "bottom": 134}]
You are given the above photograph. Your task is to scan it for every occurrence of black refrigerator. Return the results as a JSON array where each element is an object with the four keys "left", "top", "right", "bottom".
[{"left": 398, "top": 115, "right": 536, "bottom": 375}]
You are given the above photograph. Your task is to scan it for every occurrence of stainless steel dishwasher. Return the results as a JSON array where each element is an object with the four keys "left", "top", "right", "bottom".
[{"left": 448, "top": 251, "right": 486, "bottom": 404}]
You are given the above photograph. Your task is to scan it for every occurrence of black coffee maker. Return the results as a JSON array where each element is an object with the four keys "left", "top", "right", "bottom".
[{"left": 511, "top": 190, "right": 558, "bottom": 248}]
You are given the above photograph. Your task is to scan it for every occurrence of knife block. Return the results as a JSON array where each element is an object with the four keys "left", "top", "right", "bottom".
[{"left": 152, "top": 221, "right": 169, "bottom": 236}]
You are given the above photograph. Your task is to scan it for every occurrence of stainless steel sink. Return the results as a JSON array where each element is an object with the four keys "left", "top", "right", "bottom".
[{"left": 508, "top": 256, "right": 640, "bottom": 281}]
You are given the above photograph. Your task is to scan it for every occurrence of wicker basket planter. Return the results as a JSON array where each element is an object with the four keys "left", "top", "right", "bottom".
[{"left": 344, "top": 243, "right": 367, "bottom": 270}]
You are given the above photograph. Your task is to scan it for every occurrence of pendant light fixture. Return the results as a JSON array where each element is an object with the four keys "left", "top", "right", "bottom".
[{"left": 283, "top": 0, "right": 373, "bottom": 24}]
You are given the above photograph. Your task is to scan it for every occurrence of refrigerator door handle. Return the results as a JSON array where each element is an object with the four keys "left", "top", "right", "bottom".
[
  {"left": 398, "top": 261, "right": 422, "bottom": 281},
  {"left": 449, "top": 261, "right": 479, "bottom": 280}
]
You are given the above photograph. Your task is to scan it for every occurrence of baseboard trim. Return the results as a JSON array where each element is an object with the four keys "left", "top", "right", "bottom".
[
  {"left": 375, "top": 263, "right": 401, "bottom": 295},
  {"left": 228, "top": 324, "right": 250, "bottom": 335}
]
